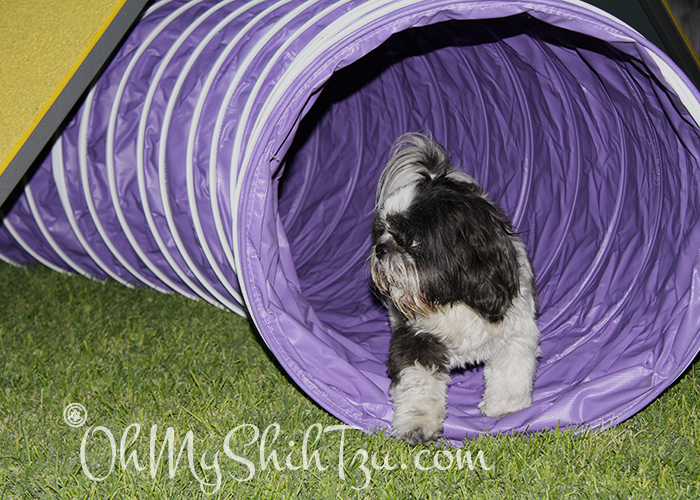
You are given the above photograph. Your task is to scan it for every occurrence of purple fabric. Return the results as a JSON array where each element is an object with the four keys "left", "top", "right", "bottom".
[{"left": 2, "top": 0, "right": 700, "bottom": 442}]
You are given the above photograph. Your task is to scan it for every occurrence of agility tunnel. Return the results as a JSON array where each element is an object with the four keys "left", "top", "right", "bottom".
[{"left": 2, "top": 0, "right": 700, "bottom": 442}]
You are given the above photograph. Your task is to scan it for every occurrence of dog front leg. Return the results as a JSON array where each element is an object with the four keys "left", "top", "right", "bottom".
[
  {"left": 389, "top": 363, "right": 451, "bottom": 445},
  {"left": 478, "top": 337, "right": 539, "bottom": 418},
  {"left": 387, "top": 324, "right": 451, "bottom": 445}
]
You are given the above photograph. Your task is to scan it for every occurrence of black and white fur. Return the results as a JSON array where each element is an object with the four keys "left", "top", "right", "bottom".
[{"left": 370, "top": 133, "right": 541, "bottom": 446}]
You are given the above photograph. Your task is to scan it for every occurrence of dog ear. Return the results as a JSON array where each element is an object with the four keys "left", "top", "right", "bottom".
[
  {"left": 454, "top": 198, "right": 520, "bottom": 323},
  {"left": 416, "top": 186, "right": 520, "bottom": 323}
]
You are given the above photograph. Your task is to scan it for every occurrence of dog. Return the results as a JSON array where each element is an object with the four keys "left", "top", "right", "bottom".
[{"left": 370, "top": 133, "right": 541, "bottom": 445}]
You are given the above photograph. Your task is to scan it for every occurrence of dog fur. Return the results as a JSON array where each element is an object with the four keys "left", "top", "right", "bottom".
[{"left": 370, "top": 133, "right": 541, "bottom": 445}]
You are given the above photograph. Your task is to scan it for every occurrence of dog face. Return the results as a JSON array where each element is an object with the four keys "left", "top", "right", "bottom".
[{"left": 370, "top": 135, "right": 520, "bottom": 323}]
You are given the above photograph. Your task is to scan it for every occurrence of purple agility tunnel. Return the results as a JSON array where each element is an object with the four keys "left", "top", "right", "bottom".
[{"left": 2, "top": 0, "right": 700, "bottom": 442}]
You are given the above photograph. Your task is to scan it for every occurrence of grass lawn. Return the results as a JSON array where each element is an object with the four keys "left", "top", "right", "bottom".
[{"left": 1, "top": 261, "right": 699, "bottom": 499}]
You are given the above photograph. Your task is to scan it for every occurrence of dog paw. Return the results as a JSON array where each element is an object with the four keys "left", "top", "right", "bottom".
[
  {"left": 391, "top": 416, "right": 443, "bottom": 446},
  {"left": 478, "top": 395, "right": 532, "bottom": 419}
]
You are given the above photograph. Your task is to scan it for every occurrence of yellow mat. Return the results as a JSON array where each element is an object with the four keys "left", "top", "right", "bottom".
[
  {"left": 0, "top": 0, "right": 128, "bottom": 175},
  {"left": 0, "top": 0, "right": 149, "bottom": 206}
]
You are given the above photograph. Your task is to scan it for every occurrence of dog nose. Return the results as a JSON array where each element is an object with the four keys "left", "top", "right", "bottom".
[{"left": 375, "top": 243, "right": 389, "bottom": 258}]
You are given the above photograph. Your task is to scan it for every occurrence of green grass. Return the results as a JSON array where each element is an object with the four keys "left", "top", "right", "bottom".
[{"left": 0, "top": 262, "right": 699, "bottom": 499}]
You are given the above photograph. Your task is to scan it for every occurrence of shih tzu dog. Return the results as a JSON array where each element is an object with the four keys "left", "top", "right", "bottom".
[{"left": 370, "top": 133, "right": 541, "bottom": 446}]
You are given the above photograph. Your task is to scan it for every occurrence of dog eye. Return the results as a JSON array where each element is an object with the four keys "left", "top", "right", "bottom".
[{"left": 404, "top": 235, "right": 419, "bottom": 248}]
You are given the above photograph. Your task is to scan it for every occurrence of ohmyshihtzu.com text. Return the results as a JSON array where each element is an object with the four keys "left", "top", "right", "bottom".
[{"left": 76, "top": 419, "right": 492, "bottom": 493}]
